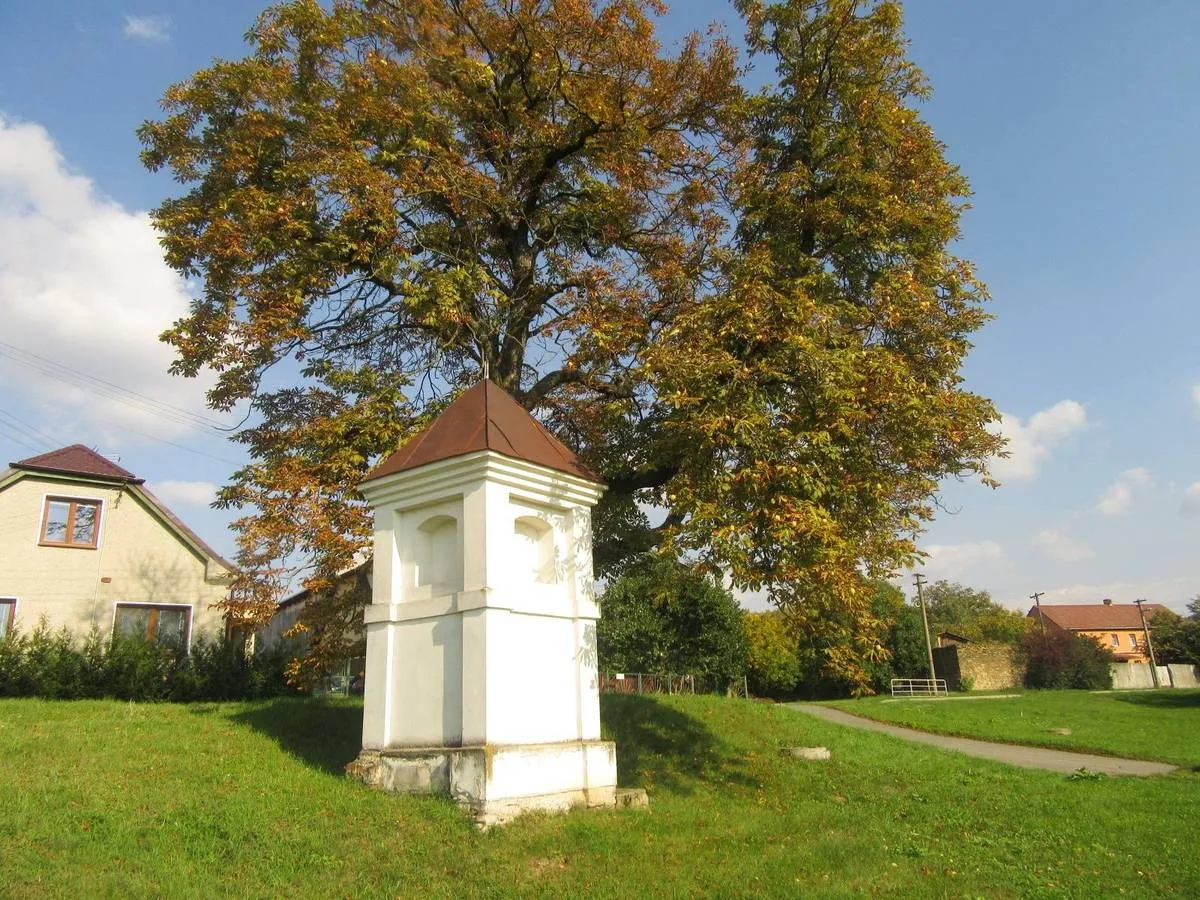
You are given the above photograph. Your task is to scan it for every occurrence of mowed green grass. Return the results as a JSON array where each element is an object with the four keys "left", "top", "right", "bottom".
[
  {"left": 826, "top": 689, "right": 1200, "bottom": 767},
  {"left": 0, "top": 695, "right": 1197, "bottom": 898}
]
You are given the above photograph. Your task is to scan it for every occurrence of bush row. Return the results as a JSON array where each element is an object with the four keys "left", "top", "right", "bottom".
[{"left": 0, "top": 620, "right": 297, "bottom": 702}]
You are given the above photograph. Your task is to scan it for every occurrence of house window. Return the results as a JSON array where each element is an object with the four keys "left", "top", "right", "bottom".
[
  {"left": 1109, "top": 634, "right": 1120, "bottom": 648},
  {"left": 1130, "top": 634, "right": 1139, "bottom": 649},
  {"left": 114, "top": 603, "right": 191, "bottom": 650},
  {"left": 0, "top": 598, "right": 15, "bottom": 640},
  {"left": 40, "top": 497, "right": 101, "bottom": 548}
]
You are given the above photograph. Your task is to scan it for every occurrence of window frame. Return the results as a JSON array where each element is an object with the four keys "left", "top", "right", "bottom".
[
  {"left": 0, "top": 597, "right": 16, "bottom": 640},
  {"left": 39, "top": 496, "right": 103, "bottom": 549},
  {"left": 1109, "top": 633, "right": 1120, "bottom": 648},
  {"left": 112, "top": 602, "right": 193, "bottom": 651}
]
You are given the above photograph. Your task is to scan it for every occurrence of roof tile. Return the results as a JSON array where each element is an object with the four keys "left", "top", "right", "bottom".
[
  {"left": 1030, "top": 603, "right": 1169, "bottom": 631},
  {"left": 11, "top": 444, "right": 143, "bottom": 483}
]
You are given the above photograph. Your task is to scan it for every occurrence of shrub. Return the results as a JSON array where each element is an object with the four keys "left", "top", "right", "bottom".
[
  {"left": 171, "top": 636, "right": 295, "bottom": 702},
  {"left": 101, "top": 634, "right": 181, "bottom": 701},
  {"left": 0, "top": 628, "right": 29, "bottom": 696},
  {"left": 0, "top": 618, "right": 296, "bottom": 702},
  {"left": 598, "top": 556, "right": 748, "bottom": 691},
  {"left": 1150, "top": 603, "right": 1200, "bottom": 665},
  {"left": 1021, "top": 628, "right": 1114, "bottom": 690},
  {"left": 743, "top": 612, "right": 801, "bottom": 698}
]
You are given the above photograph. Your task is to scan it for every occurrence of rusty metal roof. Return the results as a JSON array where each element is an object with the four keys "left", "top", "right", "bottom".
[
  {"left": 11, "top": 444, "right": 143, "bottom": 483},
  {"left": 364, "top": 379, "right": 598, "bottom": 483}
]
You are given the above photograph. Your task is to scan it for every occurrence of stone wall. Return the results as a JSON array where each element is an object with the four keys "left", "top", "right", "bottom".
[{"left": 957, "top": 642, "right": 1022, "bottom": 691}]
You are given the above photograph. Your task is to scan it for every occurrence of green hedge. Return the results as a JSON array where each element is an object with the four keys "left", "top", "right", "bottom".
[
  {"left": 0, "top": 619, "right": 296, "bottom": 702},
  {"left": 1021, "top": 628, "right": 1114, "bottom": 690}
]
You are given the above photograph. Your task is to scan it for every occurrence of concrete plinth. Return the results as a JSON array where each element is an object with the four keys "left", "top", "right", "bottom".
[{"left": 348, "top": 739, "right": 617, "bottom": 826}]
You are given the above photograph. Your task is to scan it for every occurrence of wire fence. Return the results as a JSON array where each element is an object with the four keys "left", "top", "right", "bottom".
[{"left": 600, "top": 672, "right": 749, "bottom": 698}]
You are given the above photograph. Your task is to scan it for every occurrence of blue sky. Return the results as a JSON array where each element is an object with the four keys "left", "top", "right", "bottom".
[{"left": 0, "top": 2, "right": 1197, "bottom": 612}]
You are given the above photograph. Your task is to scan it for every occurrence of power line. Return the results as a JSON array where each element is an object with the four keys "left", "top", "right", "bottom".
[
  {"left": 0, "top": 410, "right": 57, "bottom": 448},
  {"left": 0, "top": 340, "right": 233, "bottom": 432},
  {"left": 116, "top": 425, "right": 244, "bottom": 466},
  {"left": 0, "top": 343, "right": 248, "bottom": 467},
  {"left": 0, "top": 420, "right": 42, "bottom": 454},
  {"left": 0, "top": 408, "right": 242, "bottom": 467}
]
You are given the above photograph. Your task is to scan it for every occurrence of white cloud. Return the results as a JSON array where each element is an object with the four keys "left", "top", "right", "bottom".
[
  {"left": 988, "top": 400, "right": 1087, "bottom": 482},
  {"left": 151, "top": 480, "right": 217, "bottom": 508},
  {"left": 0, "top": 117, "right": 217, "bottom": 446},
  {"left": 920, "top": 540, "right": 1004, "bottom": 581},
  {"left": 1030, "top": 528, "right": 1093, "bottom": 563},
  {"left": 1094, "top": 467, "right": 1152, "bottom": 516},
  {"left": 123, "top": 15, "right": 170, "bottom": 42},
  {"left": 1182, "top": 482, "right": 1200, "bottom": 516}
]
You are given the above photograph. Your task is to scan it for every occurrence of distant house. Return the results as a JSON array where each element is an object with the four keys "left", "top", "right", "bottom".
[
  {"left": 256, "top": 560, "right": 369, "bottom": 690},
  {"left": 0, "top": 445, "right": 233, "bottom": 649},
  {"left": 1028, "top": 599, "right": 1168, "bottom": 663}
]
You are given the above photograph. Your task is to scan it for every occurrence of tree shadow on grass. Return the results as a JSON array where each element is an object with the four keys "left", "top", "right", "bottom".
[
  {"left": 220, "top": 698, "right": 364, "bottom": 776},
  {"left": 1108, "top": 690, "right": 1200, "bottom": 709},
  {"left": 601, "top": 694, "right": 757, "bottom": 797}
]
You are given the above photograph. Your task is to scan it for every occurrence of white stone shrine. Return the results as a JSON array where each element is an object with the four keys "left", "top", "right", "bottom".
[{"left": 348, "top": 380, "right": 618, "bottom": 824}]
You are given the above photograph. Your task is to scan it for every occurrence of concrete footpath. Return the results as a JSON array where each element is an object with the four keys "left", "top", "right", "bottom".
[{"left": 786, "top": 703, "right": 1176, "bottom": 776}]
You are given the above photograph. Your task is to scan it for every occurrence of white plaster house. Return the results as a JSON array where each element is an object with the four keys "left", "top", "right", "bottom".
[
  {"left": 348, "top": 380, "right": 618, "bottom": 823},
  {"left": 0, "top": 445, "right": 233, "bottom": 647}
]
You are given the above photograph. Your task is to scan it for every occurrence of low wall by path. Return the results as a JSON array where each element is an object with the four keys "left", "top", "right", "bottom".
[
  {"left": 1166, "top": 664, "right": 1200, "bottom": 688},
  {"left": 1111, "top": 662, "right": 1173, "bottom": 690}
]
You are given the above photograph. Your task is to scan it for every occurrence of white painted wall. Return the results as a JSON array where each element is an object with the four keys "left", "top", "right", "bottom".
[{"left": 358, "top": 451, "right": 604, "bottom": 753}]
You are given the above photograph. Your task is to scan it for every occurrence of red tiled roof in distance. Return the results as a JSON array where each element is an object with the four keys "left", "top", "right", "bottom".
[
  {"left": 364, "top": 380, "right": 599, "bottom": 484},
  {"left": 1029, "top": 603, "right": 1170, "bottom": 631},
  {"left": 11, "top": 444, "right": 143, "bottom": 484}
]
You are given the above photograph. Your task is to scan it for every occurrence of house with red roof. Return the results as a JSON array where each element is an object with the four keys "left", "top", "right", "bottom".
[
  {"left": 1028, "top": 599, "right": 1168, "bottom": 663},
  {"left": 0, "top": 445, "right": 233, "bottom": 648}
]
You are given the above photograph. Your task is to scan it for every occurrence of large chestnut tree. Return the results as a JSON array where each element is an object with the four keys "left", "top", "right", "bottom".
[{"left": 140, "top": 0, "right": 1001, "bottom": 691}]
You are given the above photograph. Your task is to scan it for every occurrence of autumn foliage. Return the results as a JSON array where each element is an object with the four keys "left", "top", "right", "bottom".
[{"left": 140, "top": 0, "right": 1002, "bottom": 691}]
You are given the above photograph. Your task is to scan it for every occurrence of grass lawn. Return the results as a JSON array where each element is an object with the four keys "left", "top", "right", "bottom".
[
  {"left": 1, "top": 694, "right": 1197, "bottom": 898},
  {"left": 825, "top": 689, "right": 1200, "bottom": 768}
]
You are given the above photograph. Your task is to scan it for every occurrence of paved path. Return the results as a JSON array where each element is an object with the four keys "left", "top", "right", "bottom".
[{"left": 786, "top": 703, "right": 1176, "bottom": 776}]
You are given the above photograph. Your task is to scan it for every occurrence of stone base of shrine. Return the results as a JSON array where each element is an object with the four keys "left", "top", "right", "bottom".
[{"left": 347, "top": 739, "right": 618, "bottom": 827}]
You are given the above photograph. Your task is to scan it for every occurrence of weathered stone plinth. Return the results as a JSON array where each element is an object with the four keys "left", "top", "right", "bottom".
[{"left": 348, "top": 739, "right": 617, "bottom": 826}]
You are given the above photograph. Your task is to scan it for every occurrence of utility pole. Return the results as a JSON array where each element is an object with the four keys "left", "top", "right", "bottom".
[
  {"left": 1133, "top": 598, "right": 1160, "bottom": 688},
  {"left": 1030, "top": 591, "right": 1046, "bottom": 633},
  {"left": 913, "top": 573, "right": 937, "bottom": 689}
]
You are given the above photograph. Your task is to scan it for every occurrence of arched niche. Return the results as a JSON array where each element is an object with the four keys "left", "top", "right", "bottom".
[
  {"left": 415, "top": 514, "right": 461, "bottom": 595},
  {"left": 513, "top": 515, "right": 557, "bottom": 585}
]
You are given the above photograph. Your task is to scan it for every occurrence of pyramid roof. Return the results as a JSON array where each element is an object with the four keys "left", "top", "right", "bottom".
[{"left": 364, "top": 380, "right": 597, "bottom": 483}]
